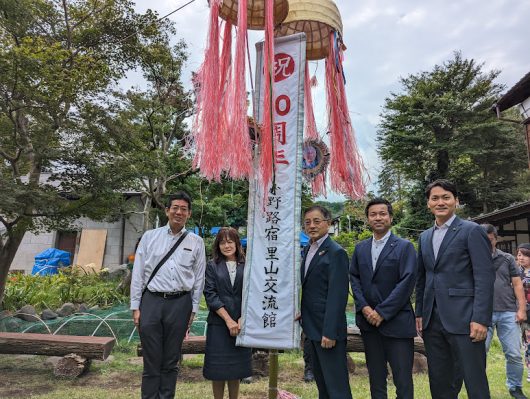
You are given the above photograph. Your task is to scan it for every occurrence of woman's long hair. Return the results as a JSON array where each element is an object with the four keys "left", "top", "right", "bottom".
[{"left": 212, "top": 227, "right": 245, "bottom": 264}]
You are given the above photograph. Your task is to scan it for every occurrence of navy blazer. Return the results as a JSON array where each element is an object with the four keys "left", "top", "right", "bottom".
[
  {"left": 203, "top": 259, "right": 245, "bottom": 325},
  {"left": 350, "top": 233, "right": 417, "bottom": 338},
  {"left": 415, "top": 216, "right": 495, "bottom": 334},
  {"left": 300, "top": 236, "right": 349, "bottom": 341}
]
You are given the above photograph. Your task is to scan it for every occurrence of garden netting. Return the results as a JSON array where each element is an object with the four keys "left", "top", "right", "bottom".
[
  {"left": 0, "top": 304, "right": 355, "bottom": 342},
  {"left": 0, "top": 304, "right": 209, "bottom": 342}
]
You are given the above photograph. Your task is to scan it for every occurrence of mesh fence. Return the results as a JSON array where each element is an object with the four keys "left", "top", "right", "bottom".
[
  {"left": 0, "top": 304, "right": 209, "bottom": 342},
  {"left": 0, "top": 304, "right": 355, "bottom": 342}
]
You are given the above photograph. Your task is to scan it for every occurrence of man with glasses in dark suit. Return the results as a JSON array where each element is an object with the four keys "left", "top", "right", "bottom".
[{"left": 300, "top": 205, "right": 352, "bottom": 399}]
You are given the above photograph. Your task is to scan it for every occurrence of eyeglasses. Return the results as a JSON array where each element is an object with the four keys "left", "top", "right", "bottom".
[
  {"left": 168, "top": 205, "right": 189, "bottom": 212},
  {"left": 303, "top": 219, "right": 329, "bottom": 227}
]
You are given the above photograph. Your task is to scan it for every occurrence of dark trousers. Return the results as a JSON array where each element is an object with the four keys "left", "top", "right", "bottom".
[
  {"left": 309, "top": 339, "right": 352, "bottom": 399},
  {"left": 139, "top": 291, "right": 192, "bottom": 399},
  {"left": 361, "top": 330, "right": 414, "bottom": 399},
  {"left": 303, "top": 335, "right": 312, "bottom": 372},
  {"left": 423, "top": 306, "right": 490, "bottom": 399}
]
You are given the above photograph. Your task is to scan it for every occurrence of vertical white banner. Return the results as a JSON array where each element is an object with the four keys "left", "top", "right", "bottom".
[{"left": 237, "top": 33, "right": 306, "bottom": 350}]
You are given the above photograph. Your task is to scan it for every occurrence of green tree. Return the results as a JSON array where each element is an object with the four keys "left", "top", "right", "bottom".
[
  {"left": 85, "top": 36, "right": 196, "bottom": 232},
  {"left": 377, "top": 51, "right": 528, "bottom": 225},
  {"left": 0, "top": 0, "right": 173, "bottom": 303}
]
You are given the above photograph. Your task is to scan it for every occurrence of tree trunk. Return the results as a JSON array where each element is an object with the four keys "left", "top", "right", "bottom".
[
  {"left": 142, "top": 195, "right": 152, "bottom": 233},
  {"left": 436, "top": 148, "right": 450, "bottom": 179},
  {"left": 54, "top": 354, "right": 91, "bottom": 377},
  {"left": 0, "top": 230, "right": 26, "bottom": 305}
]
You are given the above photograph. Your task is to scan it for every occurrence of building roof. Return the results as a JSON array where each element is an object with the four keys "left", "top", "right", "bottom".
[
  {"left": 495, "top": 71, "right": 530, "bottom": 112},
  {"left": 472, "top": 200, "right": 530, "bottom": 225}
]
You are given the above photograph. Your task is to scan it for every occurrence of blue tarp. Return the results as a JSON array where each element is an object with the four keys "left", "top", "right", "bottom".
[
  {"left": 192, "top": 226, "right": 222, "bottom": 236},
  {"left": 241, "top": 231, "right": 309, "bottom": 248},
  {"left": 31, "top": 248, "right": 71, "bottom": 276}
]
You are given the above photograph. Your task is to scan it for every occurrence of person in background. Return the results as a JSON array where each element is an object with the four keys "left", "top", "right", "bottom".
[
  {"left": 481, "top": 225, "right": 527, "bottom": 399},
  {"left": 517, "top": 244, "right": 530, "bottom": 383},
  {"left": 203, "top": 227, "right": 252, "bottom": 399}
]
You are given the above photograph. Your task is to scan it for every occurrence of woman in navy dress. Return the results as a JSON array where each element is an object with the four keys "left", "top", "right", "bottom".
[{"left": 203, "top": 227, "right": 252, "bottom": 399}]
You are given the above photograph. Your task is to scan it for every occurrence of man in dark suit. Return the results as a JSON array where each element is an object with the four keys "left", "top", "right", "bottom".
[
  {"left": 300, "top": 205, "right": 352, "bottom": 399},
  {"left": 350, "top": 198, "right": 417, "bottom": 399},
  {"left": 415, "top": 179, "right": 495, "bottom": 399}
]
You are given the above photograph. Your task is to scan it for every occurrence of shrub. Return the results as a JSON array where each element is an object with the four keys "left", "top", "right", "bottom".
[{"left": 2, "top": 268, "right": 128, "bottom": 311}]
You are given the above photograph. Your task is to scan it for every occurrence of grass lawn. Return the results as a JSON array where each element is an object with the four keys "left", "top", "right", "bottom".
[{"left": 0, "top": 337, "right": 525, "bottom": 398}]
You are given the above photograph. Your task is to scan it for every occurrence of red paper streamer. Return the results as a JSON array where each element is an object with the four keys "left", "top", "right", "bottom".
[
  {"left": 192, "top": 0, "right": 222, "bottom": 180},
  {"left": 259, "top": 0, "right": 276, "bottom": 197},
  {"left": 227, "top": 0, "right": 252, "bottom": 179},
  {"left": 304, "top": 60, "right": 326, "bottom": 197},
  {"left": 325, "top": 32, "right": 365, "bottom": 199}
]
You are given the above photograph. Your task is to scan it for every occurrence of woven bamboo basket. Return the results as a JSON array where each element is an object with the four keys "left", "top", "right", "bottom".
[
  {"left": 274, "top": 0, "right": 343, "bottom": 60},
  {"left": 218, "top": 0, "right": 289, "bottom": 30}
]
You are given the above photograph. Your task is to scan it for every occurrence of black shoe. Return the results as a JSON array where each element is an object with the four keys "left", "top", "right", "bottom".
[
  {"left": 510, "top": 387, "right": 528, "bottom": 399},
  {"left": 304, "top": 370, "right": 315, "bottom": 383}
]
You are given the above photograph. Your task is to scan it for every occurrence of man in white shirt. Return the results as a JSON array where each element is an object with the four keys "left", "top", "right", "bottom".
[{"left": 130, "top": 191, "right": 206, "bottom": 399}]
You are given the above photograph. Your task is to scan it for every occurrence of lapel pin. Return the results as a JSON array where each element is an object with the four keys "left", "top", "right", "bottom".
[{"left": 319, "top": 250, "right": 327, "bottom": 256}]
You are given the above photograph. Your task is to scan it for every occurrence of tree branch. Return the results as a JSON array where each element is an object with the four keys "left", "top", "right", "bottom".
[{"left": 62, "top": 0, "right": 73, "bottom": 50}]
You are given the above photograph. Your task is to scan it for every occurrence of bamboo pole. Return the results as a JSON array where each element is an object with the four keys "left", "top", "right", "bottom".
[{"left": 268, "top": 350, "right": 279, "bottom": 399}]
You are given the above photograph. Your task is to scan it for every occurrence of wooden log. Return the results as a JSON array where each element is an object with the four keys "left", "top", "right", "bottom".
[
  {"left": 0, "top": 333, "right": 115, "bottom": 360},
  {"left": 138, "top": 332, "right": 426, "bottom": 356},
  {"left": 54, "top": 354, "right": 91, "bottom": 377},
  {"left": 181, "top": 335, "right": 206, "bottom": 354},
  {"left": 346, "top": 328, "right": 426, "bottom": 355}
]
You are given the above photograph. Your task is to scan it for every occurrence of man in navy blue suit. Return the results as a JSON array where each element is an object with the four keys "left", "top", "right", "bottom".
[
  {"left": 300, "top": 205, "right": 352, "bottom": 399},
  {"left": 415, "top": 179, "right": 495, "bottom": 399},
  {"left": 350, "top": 198, "right": 417, "bottom": 399}
]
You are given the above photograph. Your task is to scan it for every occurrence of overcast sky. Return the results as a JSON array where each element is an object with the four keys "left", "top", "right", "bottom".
[{"left": 131, "top": 0, "right": 530, "bottom": 199}]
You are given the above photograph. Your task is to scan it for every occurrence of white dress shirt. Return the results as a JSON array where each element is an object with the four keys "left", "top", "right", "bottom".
[
  {"left": 304, "top": 234, "right": 329, "bottom": 276},
  {"left": 226, "top": 260, "right": 237, "bottom": 286},
  {"left": 130, "top": 224, "right": 206, "bottom": 313},
  {"left": 432, "top": 214, "right": 457, "bottom": 260},
  {"left": 371, "top": 230, "right": 391, "bottom": 270}
]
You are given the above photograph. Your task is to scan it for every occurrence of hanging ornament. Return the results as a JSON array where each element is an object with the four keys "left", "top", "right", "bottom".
[
  {"left": 219, "top": 0, "right": 289, "bottom": 30},
  {"left": 302, "top": 139, "right": 330, "bottom": 182},
  {"left": 275, "top": 0, "right": 366, "bottom": 199},
  {"left": 191, "top": 0, "right": 289, "bottom": 189}
]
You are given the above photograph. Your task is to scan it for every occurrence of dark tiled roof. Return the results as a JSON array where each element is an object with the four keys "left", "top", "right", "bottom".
[
  {"left": 472, "top": 200, "right": 530, "bottom": 224},
  {"left": 495, "top": 71, "right": 530, "bottom": 112}
]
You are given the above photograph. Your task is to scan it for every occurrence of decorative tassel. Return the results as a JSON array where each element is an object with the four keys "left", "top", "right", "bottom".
[
  {"left": 310, "top": 75, "right": 318, "bottom": 88},
  {"left": 226, "top": 0, "right": 252, "bottom": 179},
  {"left": 192, "top": 0, "right": 222, "bottom": 180},
  {"left": 304, "top": 61, "right": 318, "bottom": 141},
  {"left": 304, "top": 61, "right": 326, "bottom": 197},
  {"left": 259, "top": 0, "right": 276, "bottom": 197},
  {"left": 218, "top": 20, "right": 233, "bottom": 150},
  {"left": 325, "top": 31, "right": 365, "bottom": 199}
]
